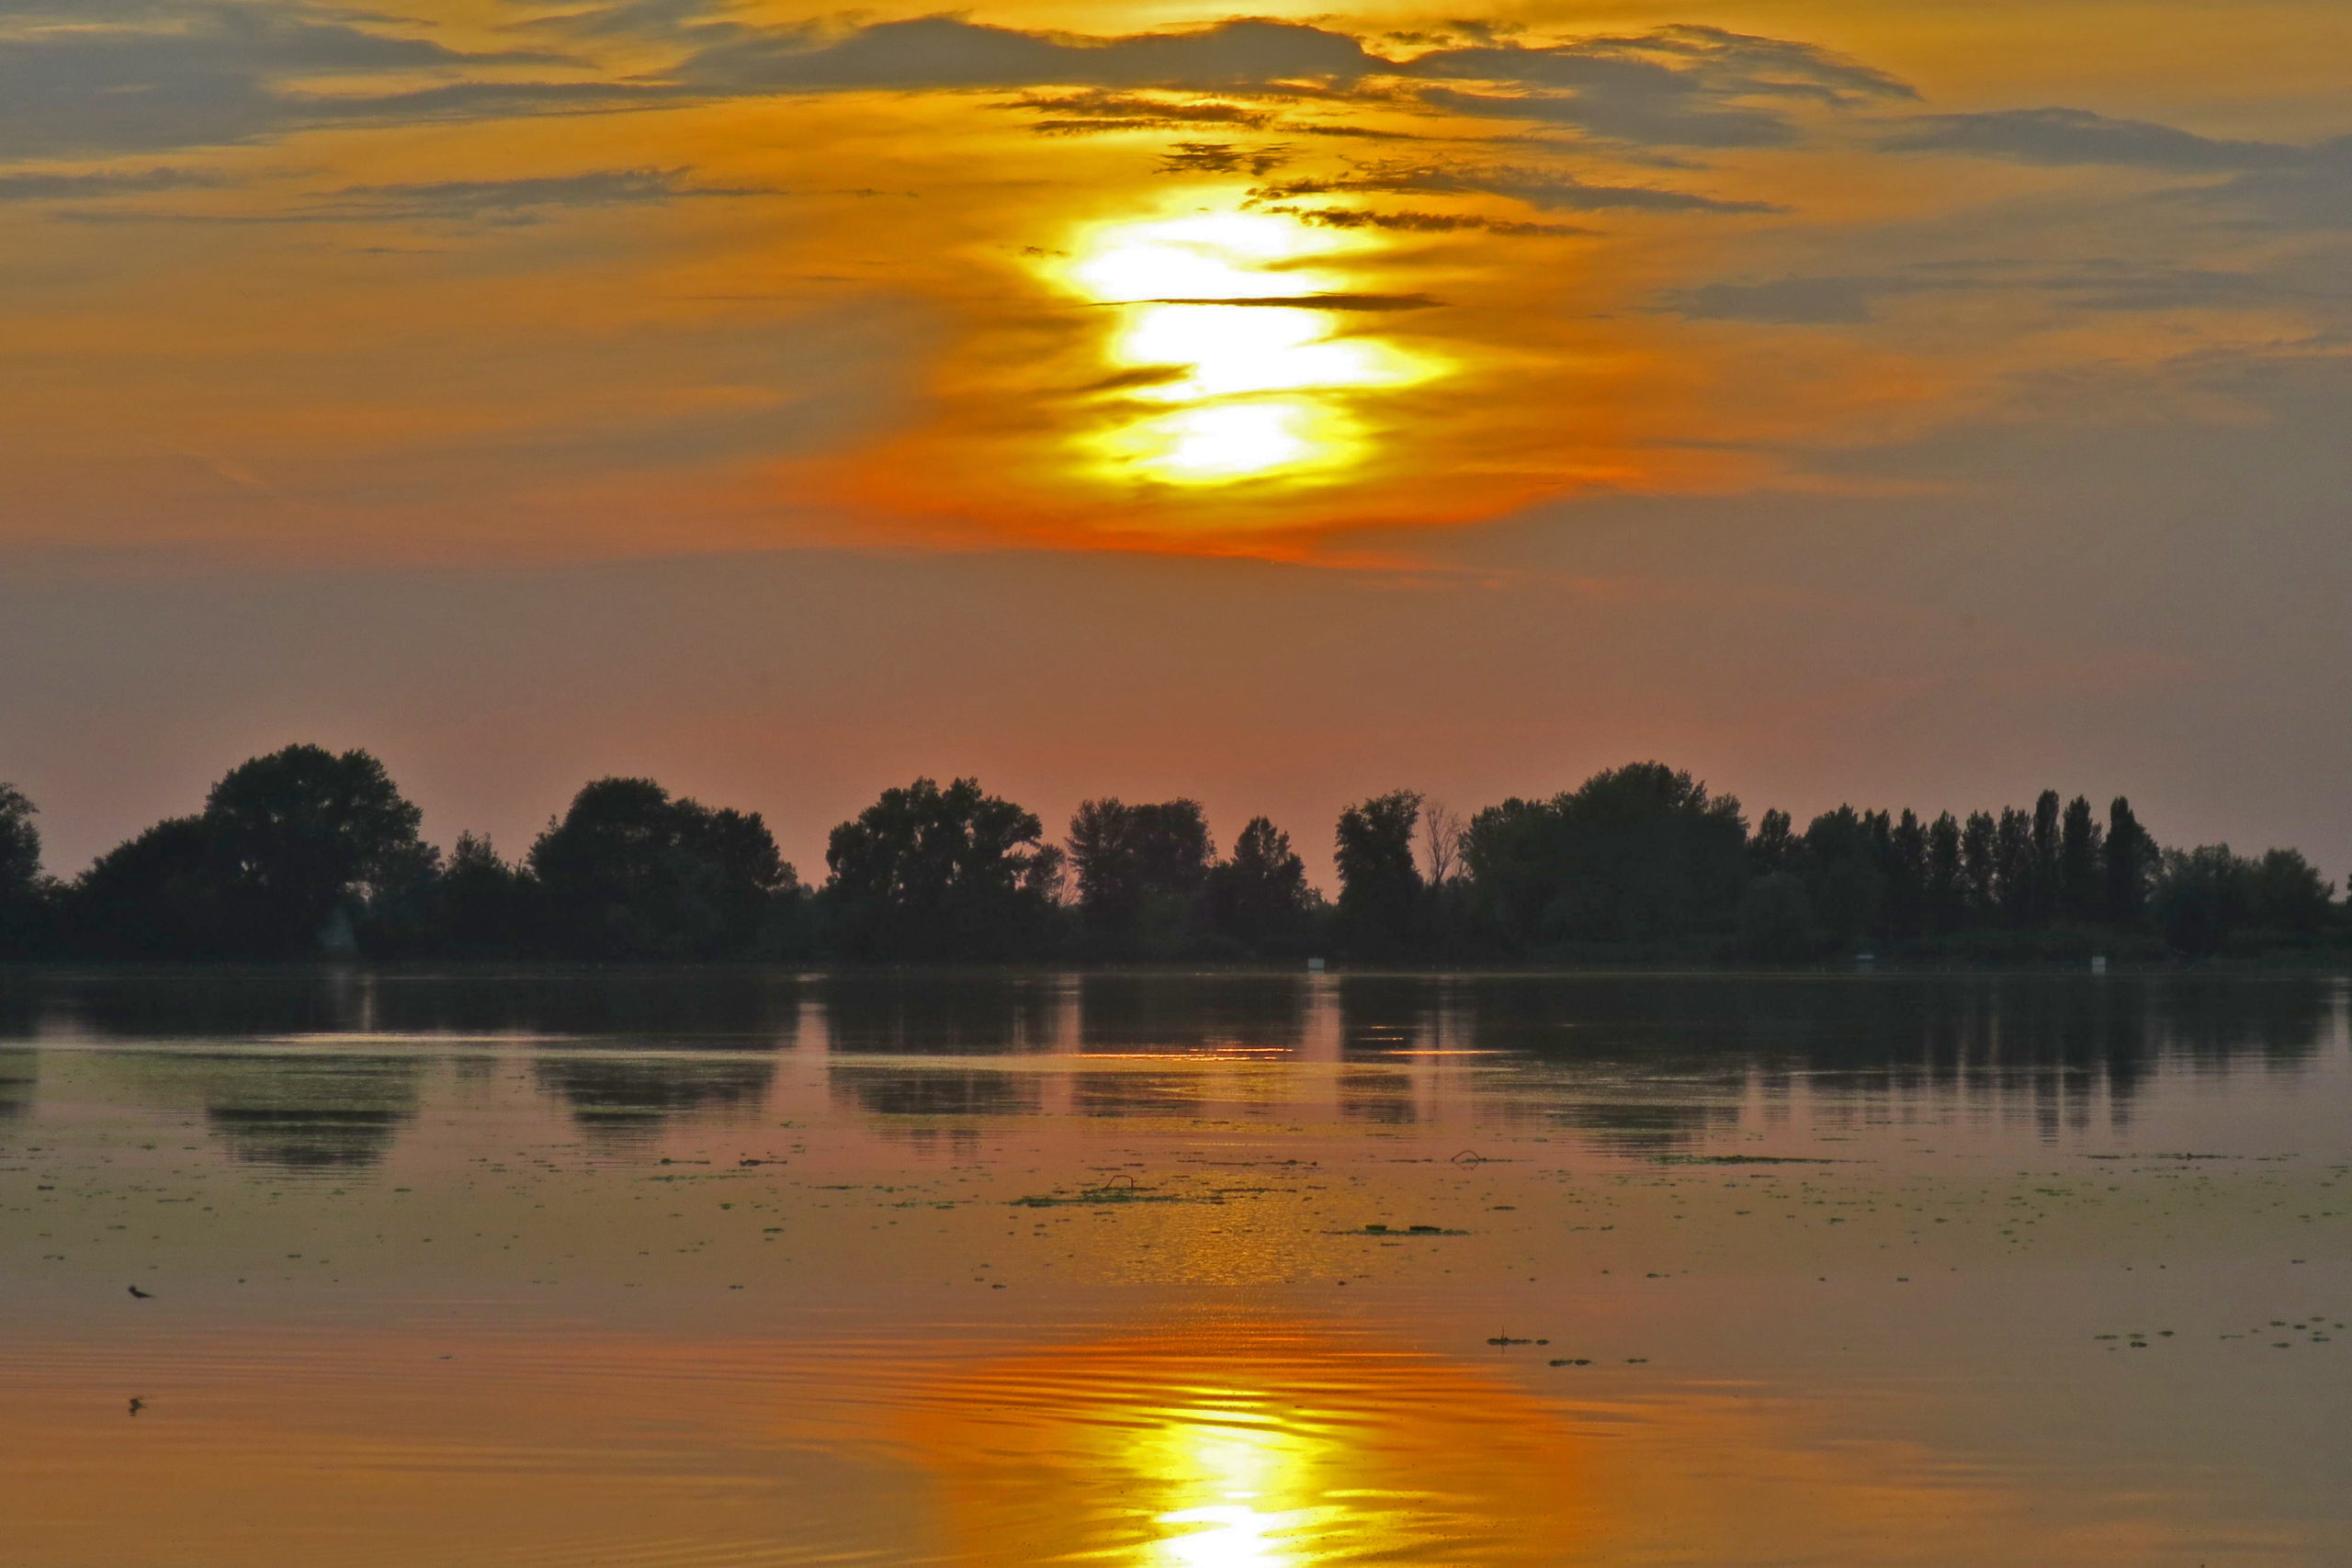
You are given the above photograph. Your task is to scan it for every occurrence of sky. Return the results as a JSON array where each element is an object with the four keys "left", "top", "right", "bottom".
[{"left": 4, "top": 0, "right": 2350, "bottom": 882}]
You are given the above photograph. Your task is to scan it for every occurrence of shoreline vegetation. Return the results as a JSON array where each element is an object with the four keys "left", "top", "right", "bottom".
[{"left": 2, "top": 747, "right": 2344, "bottom": 969}]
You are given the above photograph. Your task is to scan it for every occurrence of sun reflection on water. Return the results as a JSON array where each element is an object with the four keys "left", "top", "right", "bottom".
[
  {"left": 1046, "top": 211, "right": 1440, "bottom": 488},
  {"left": 1138, "top": 1411, "right": 1320, "bottom": 1566},
  {"left": 901, "top": 1327, "right": 1582, "bottom": 1566}
]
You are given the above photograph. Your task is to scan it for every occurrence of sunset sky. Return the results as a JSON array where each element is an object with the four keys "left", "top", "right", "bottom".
[{"left": 6, "top": 0, "right": 2350, "bottom": 880}]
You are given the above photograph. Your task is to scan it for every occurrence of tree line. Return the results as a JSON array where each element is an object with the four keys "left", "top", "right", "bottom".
[{"left": 0, "top": 749, "right": 2340, "bottom": 964}]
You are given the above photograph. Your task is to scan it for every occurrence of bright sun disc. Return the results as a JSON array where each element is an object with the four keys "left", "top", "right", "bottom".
[
  {"left": 1044, "top": 209, "right": 1441, "bottom": 489},
  {"left": 1153, "top": 402, "right": 1320, "bottom": 479}
]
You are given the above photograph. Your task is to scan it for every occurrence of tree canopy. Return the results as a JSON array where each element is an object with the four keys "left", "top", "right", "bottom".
[
  {"left": 1068, "top": 797, "right": 1214, "bottom": 950},
  {"left": 7, "top": 750, "right": 2345, "bottom": 965},
  {"left": 1335, "top": 790, "right": 1422, "bottom": 956},
  {"left": 205, "top": 745, "right": 433, "bottom": 956},
  {"left": 529, "top": 777, "right": 795, "bottom": 960},
  {"left": 1465, "top": 763, "right": 1746, "bottom": 947},
  {"left": 824, "top": 776, "right": 1062, "bottom": 961}
]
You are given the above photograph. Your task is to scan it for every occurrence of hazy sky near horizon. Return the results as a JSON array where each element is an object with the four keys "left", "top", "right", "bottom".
[{"left": 5, "top": 0, "right": 2351, "bottom": 879}]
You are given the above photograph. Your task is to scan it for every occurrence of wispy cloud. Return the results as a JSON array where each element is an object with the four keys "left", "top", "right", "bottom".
[
  {"left": 1882, "top": 108, "right": 2352, "bottom": 231},
  {"left": 670, "top": 17, "right": 1379, "bottom": 96},
  {"left": 314, "top": 167, "right": 775, "bottom": 222},
  {"left": 2181, "top": 141, "right": 2352, "bottom": 230},
  {"left": 0, "top": 165, "right": 224, "bottom": 200},
  {"left": 1881, "top": 107, "right": 2294, "bottom": 171},
  {"left": 518, "top": 10, "right": 1911, "bottom": 154},
  {"left": 1397, "top": 25, "right": 1914, "bottom": 148},
  {"left": 1157, "top": 141, "right": 1294, "bottom": 176},
  {"left": 1657, "top": 258, "right": 2302, "bottom": 323},
  {"left": 1008, "top": 90, "right": 1279, "bottom": 136},
  {"left": 51, "top": 166, "right": 776, "bottom": 226},
  {"left": 1253, "top": 161, "right": 1780, "bottom": 213},
  {"left": 1263, "top": 205, "right": 1591, "bottom": 237},
  {"left": 0, "top": 2, "right": 1923, "bottom": 169},
  {"left": 0, "top": 0, "right": 572, "bottom": 156}
]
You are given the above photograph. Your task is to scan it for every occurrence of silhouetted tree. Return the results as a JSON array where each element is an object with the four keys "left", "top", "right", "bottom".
[
  {"left": 1464, "top": 765, "right": 1747, "bottom": 951},
  {"left": 1959, "top": 810, "right": 1998, "bottom": 918},
  {"left": 71, "top": 816, "right": 226, "bottom": 958},
  {"left": 2245, "top": 849, "right": 2334, "bottom": 935},
  {"left": 2105, "top": 797, "right": 2154, "bottom": 927},
  {"left": 1204, "top": 816, "right": 1317, "bottom": 956},
  {"left": 529, "top": 777, "right": 795, "bottom": 960},
  {"left": 823, "top": 777, "right": 1062, "bottom": 961},
  {"left": 1067, "top": 797, "right": 1213, "bottom": 953},
  {"left": 1925, "top": 811, "right": 1964, "bottom": 934},
  {"left": 0, "top": 784, "right": 37, "bottom": 900},
  {"left": 2058, "top": 795, "right": 2104, "bottom": 922},
  {"left": 205, "top": 745, "right": 433, "bottom": 956},
  {"left": 1419, "top": 800, "right": 1465, "bottom": 888},
  {"left": 2030, "top": 789, "right": 2063, "bottom": 925},
  {"left": 1993, "top": 807, "right": 2035, "bottom": 926},
  {"left": 67, "top": 745, "right": 429, "bottom": 959},
  {"left": 0, "top": 784, "right": 52, "bottom": 958},
  {"left": 1335, "top": 789, "right": 1423, "bottom": 957},
  {"left": 27, "top": 749, "right": 2346, "bottom": 965},
  {"left": 435, "top": 832, "right": 537, "bottom": 957},
  {"left": 1887, "top": 809, "right": 1929, "bottom": 942},
  {"left": 1750, "top": 808, "right": 1798, "bottom": 875},
  {"left": 2153, "top": 843, "right": 2335, "bottom": 955},
  {"left": 1736, "top": 872, "right": 1818, "bottom": 962},
  {"left": 2153, "top": 846, "right": 2245, "bottom": 956},
  {"left": 1803, "top": 807, "right": 1884, "bottom": 951}
]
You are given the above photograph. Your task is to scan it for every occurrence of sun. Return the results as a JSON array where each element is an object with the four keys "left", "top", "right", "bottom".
[{"left": 1040, "top": 208, "right": 1442, "bottom": 490}]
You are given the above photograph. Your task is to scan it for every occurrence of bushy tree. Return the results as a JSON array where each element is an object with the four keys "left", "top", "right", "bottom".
[
  {"left": 2153, "top": 846, "right": 2246, "bottom": 956},
  {"left": 1335, "top": 789, "right": 1423, "bottom": 956},
  {"left": 529, "top": 777, "right": 795, "bottom": 960},
  {"left": 1204, "top": 816, "right": 1317, "bottom": 956},
  {"left": 1736, "top": 871, "right": 1818, "bottom": 962},
  {"left": 66, "top": 745, "right": 430, "bottom": 959},
  {"left": 435, "top": 832, "right": 538, "bottom": 957},
  {"left": 2148, "top": 842, "right": 2333, "bottom": 956},
  {"left": 1750, "top": 808, "right": 1798, "bottom": 875},
  {"left": 1067, "top": 797, "right": 1214, "bottom": 953},
  {"left": 206, "top": 745, "right": 434, "bottom": 956},
  {"left": 1464, "top": 764, "right": 1747, "bottom": 951},
  {"left": 823, "top": 777, "right": 1061, "bottom": 961},
  {"left": 1802, "top": 807, "right": 1885, "bottom": 951},
  {"left": 2245, "top": 849, "right": 2334, "bottom": 935},
  {"left": 0, "top": 784, "right": 51, "bottom": 958},
  {"left": 71, "top": 816, "right": 226, "bottom": 958},
  {"left": 0, "top": 784, "right": 38, "bottom": 901}
]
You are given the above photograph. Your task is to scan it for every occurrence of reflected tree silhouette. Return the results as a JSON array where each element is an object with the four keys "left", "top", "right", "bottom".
[
  {"left": 1339, "top": 1067, "right": 1420, "bottom": 1125},
  {"left": 0, "top": 971, "right": 2333, "bottom": 1162},
  {"left": 146, "top": 1051, "right": 428, "bottom": 1173},
  {"left": 819, "top": 973, "right": 1065, "bottom": 1055},
  {"left": 531, "top": 1054, "right": 778, "bottom": 1145},
  {"left": 828, "top": 1065, "right": 1042, "bottom": 1121},
  {"left": 1070, "top": 1071, "right": 1206, "bottom": 1119},
  {"left": 0, "top": 1046, "right": 32, "bottom": 1119},
  {"left": 1077, "top": 972, "right": 1308, "bottom": 1055}
]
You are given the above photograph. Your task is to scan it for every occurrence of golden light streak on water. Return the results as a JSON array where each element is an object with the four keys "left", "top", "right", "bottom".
[{"left": 899, "top": 1328, "right": 1594, "bottom": 1566}]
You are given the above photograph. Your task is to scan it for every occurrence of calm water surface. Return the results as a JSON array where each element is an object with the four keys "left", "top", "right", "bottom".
[{"left": 1, "top": 969, "right": 2346, "bottom": 1566}]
